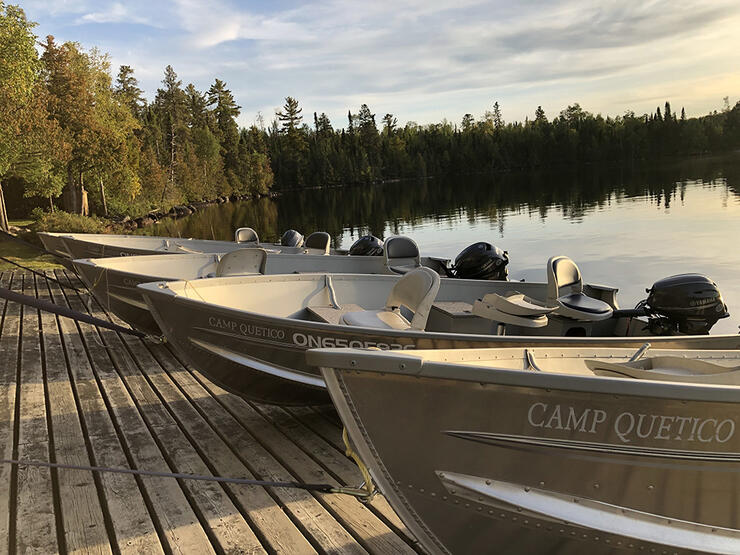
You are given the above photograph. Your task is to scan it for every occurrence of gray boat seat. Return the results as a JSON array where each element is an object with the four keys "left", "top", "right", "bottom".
[
  {"left": 384, "top": 236, "right": 421, "bottom": 274},
  {"left": 341, "top": 267, "right": 441, "bottom": 330},
  {"left": 547, "top": 256, "right": 612, "bottom": 321},
  {"left": 473, "top": 291, "right": 554, "bottom": 328},
  {"left": 215, "top": 248, "right": 268, "bottom": 276},
  {"left": 234, "top": 227, "right": 259, "bottom": 244},
  {"left": 304, "top": 232, "right": 331, "bottom": 255}
]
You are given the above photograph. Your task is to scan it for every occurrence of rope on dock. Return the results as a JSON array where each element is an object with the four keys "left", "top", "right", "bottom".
[
  {"left": 0, "top": 285, "right": 148, "bottom": 339},
  {"left": 0, "top": 458, "right": 375, "bottom": 500}
]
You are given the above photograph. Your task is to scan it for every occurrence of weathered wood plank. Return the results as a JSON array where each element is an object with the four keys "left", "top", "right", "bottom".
[
  {"left": 259, "top": 405, "right": 419, "bottom": 549},
  {"left": 53, "top": 271, "right": 216, "bottom": 554},
  {"left": 42, "top": 274, "right": 160, "bottom": 554},
  {"left": 146, "top": 340, "right": 364, "bottom": 554},
  {"left": 192, "top": 372, "right": 416, "bottom": 555},
  {"left": 36, "top": 272, "right": 111, "bottom": 555},
  {"left": 15, "top": 272, "right": 59, "bottom": 554},
  {"left": 0, "top": 271, "right": 18, "bottom": 555},
  {"left": 58, "top": 271, "right": 263, "bottom": 554}
]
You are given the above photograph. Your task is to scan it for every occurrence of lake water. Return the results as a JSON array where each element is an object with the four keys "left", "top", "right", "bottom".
[{"left": 144, "top": 155, "right": 740, "bottom": 334}]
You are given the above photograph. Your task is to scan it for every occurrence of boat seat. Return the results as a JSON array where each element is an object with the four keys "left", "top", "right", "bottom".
[
  {"left": 304, "top": 232, "right": 331, "bottom": 255},
  {"left": 472, "top": 291, "right": 554, "bottom": 328},
  {"left": 234, "top": 227, "right": 259, "bottom": 244},
  {"left": 384, "top": 236, "right": 421, "bottom": 274},
  {"left": 585, "top": 356, "right": 740, "bottom": 385},
  {"left": 546, "top": 256, "right": 613, "bottom": 321},
  {"left": 215, "top": 248, "right": 268, "bottom": 276},
  {"left": 341, "top": 267, "right": 441, "bottom": 331}
]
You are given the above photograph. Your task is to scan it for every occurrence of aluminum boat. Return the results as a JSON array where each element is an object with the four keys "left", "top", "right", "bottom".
[
  {"left": 73, "top": 242, "right": 451, "bottom": 336},
  {"left": 38, "top": 227, "right": 343, "bottom": 260},
  {"left": 138, "top": 260, "right": 737, "bottom": 405},
  {"left": 308, "top": 345, "right": 740, "bottom": 554}
]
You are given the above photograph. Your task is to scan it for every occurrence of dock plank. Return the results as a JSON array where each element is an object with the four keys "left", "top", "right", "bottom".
[
  {"left": 0, "top": 271, "right": 19, "bottom": 555},
  {"left": 42, "top": 275, "right": 162, "bottom": 554},
  {"left": 36, "top": 273, "right": 112, "bottom": 555},
  {"left": 146, "top": 340, "right": 366, "bottom": 554},
  {"left": 258, "top": 405, "right": 419, "bottom": 550},
  {"left": 56, "top": 271, "right": 264, "bottom": 554},
  {"left": 15, "top": 273, "right": 59, "bottom": 554},
  {"left": 52, "top": 272, "right": 217, "bottom": 554},
  {"left": 192, "top": 374, "right": 416, "bottom": 555}
]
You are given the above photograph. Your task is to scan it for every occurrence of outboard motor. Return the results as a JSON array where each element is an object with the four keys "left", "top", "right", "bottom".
[
  {"left": 349, "top": 235, "right": 384, "bottom": 256},
  {"left": 642, "top": 274, "right": 729, "bottom": 334},
  {"left": 453, "top": 242, "right": 509, "bottom": 280},
  {"left": 280, "top": 229, "right": 304, "bottom": 247}
]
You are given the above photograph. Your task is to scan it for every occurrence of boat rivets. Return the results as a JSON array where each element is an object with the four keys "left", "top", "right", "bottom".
[
  {"left": 477, "top": 497, "right": 483, "bottom": 502},
  {"left": 523, "top": 520, "right": 528, "bottom": 525},
  {"left": 454, "top": 500, "right": 459, "bottom": 504},
  {"left": 524, "top": 487, "right": 530, "bottom": 492},
  {"left": 485, "top": 480, "right": 491, "bottom": 485},
  {"left": 647, "top": 484, "right": 654, "bottom": 490},
  {"left": 350, "top": 360, "right": 356, "bottom": 366},
  {"left": 535, "top": 523, "right": 541, "bottom": 528},
  {"left": 512, "top": 517, "right": 517, "bottom": 522},
  {"left": 488, "top": 510, "right": 493, "bottom": 515},
  {"left": 593, "top": 483, "right": 600, "bottom": 489},
  {"left": 399, "top": 363, "right": 406, "bottom": 369},
  {"left": 539, "top": 481, "right": 545, "bottom": 486},
  {"left": 450, "top": 489, "right": 456, "bottom": 494},
  {"left": 431, "top": 492, "right": 436, "bottom": 497},
  {"left": 465, "top": 503, "right": 470, "bottom": 508},
  {"left": 500, "top": 513, "right": 505, "bottom": 518},
  {"left": 442, "top": 496, "right": 447, "bottom": 501},
  {"left": 419, "top": 488, "right": 424, "bottom": 493},
  {"left": 477, "top": 507, "right": 482, "bottom": 511}
]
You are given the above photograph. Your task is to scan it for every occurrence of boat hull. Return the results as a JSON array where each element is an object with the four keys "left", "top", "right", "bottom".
[
  {"left": 140, "top": 280, "right": 740, "bottom": 405},
  {"left": 314, "top": 349, "right": 740, "bottom": 553}
]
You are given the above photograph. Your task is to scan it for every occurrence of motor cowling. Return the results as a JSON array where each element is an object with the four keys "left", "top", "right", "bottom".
[
  {"left": 453, "top": 242, "right": 509, "bottom": 280},
  {"left": 349, "top": 235, "right": 384, "bottom": 256},
  {"left": 644, "top": 274, "right": 729, "bottom": 334},
  {"left": 280, "top": 229, "right": 304, "bottom": 247}
]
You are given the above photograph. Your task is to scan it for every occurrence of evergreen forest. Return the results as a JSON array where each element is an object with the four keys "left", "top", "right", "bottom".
[{"left": 2, "top": 3, "right": 740, "bottom": 231}]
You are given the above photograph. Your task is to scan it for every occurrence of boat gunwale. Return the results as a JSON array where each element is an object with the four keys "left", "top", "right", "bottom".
[{"left": 311, "top": 347, "right": 740, "bottom": 403}]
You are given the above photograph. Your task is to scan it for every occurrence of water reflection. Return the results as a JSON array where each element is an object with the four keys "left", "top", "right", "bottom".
[{"left": 143, "top": 155, "right": 740, "bottom": 333}]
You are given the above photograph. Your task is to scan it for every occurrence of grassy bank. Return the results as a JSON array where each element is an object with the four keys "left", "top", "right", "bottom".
[{"left": 0, "top": 222, "right": 63, "bottom": 271}]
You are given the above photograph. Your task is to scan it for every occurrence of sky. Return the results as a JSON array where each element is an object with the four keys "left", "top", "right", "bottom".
[{"left": 20, "top": 0, "right": 740, "bottom": 130}]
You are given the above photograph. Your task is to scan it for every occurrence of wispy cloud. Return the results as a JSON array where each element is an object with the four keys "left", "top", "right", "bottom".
[{"left": 77, "top": 3, "right": 152, "bottom": 25}]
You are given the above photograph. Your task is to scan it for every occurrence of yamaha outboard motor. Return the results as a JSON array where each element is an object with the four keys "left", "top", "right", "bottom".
[
  {"left": 453, "top": 242, "right": 509, "bottom": 280},
  {"left": 349, "top": 235, "right": 384, "bottom": 256},
  {"left": 280, "top": 229, "right": 304, "bottom": 247},
  {"left": 642, "top": 274, "right": 729, "bottom": 334}
]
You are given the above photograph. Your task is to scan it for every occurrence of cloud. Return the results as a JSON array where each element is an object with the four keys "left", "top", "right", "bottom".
[{"left": 77, "top": 2, "right": 152, "bottom": 25}]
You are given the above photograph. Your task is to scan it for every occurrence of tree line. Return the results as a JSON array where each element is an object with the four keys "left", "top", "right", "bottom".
[{"left": 2, "top": 3, "right": 740, "bottom": 230}]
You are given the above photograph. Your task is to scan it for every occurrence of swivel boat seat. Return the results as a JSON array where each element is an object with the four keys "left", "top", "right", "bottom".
[
  {"left": 304, "top": 232, "right": 331, "bottom": 255},
  {"left": 234, "top": 227, "right": 259, "bottom": 244},
  {"left": 341, "top": 267, "right": 441, "bottom": 330},
  {"left": 384, "top": 236, "right": 421, "bottom": 274},
  {"left": 546, "top": 255, "right": 613, "bottom": 321}
]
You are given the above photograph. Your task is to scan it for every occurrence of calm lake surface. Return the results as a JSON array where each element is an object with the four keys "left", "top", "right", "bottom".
[{"left": 145, "top": 155, "right": 740, "bottom": 334}]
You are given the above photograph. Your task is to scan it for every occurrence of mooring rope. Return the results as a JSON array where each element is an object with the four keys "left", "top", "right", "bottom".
[
  {"left": 0, "top": 285, "right": 147, "bottom": 338},
  {"left": 0, "top": 458, "right": 375, "bottom": 500}
]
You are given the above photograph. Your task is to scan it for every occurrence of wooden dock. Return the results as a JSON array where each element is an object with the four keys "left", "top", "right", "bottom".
[{"left": 0, "top": 269, "right": 421, "bottom": 554}]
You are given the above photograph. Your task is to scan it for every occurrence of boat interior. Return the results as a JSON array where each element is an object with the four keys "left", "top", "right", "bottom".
[{"left": 158, "top": 259, "right": 638, "bottom": 338}]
